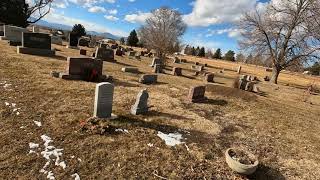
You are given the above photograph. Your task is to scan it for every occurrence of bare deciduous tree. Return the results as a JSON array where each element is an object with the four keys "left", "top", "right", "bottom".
[
  {"left": 139, "top": 7, "right": 187, "bottom": 63},
  {"left": 28, "top": 0, "right": 53, "bottom": 24},
  {"left": 239, "top": 0, "right": 320, "bottom": 84}
]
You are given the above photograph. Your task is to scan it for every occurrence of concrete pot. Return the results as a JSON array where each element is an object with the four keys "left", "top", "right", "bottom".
[{"left": 225, "top": 148, "right": 259, "bottom": 175}]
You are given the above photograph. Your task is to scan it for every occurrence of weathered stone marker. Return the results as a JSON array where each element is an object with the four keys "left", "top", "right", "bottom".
[
  {"left": 150, "top": 57, "right": 162, "bottom": 67},
  {"left": 153, "top": 64, "right": 163, "bottom": 73},
  {"left": 95, "top": 47, "right": 115, "bottom": 62},
  {"left": 80, "top": 49, "right": 87, "bottom": 56},
  {"left": 115, "top": 49, "right": 123, "bottom": 56},
  {"left": 17, "top": 32, "right": 55, "bottom": 56},
  {"left": 139, "top": 74, "right": 158, "bottom": 84},
  {"left": 131, "top": 89, "right": 149, "bottom": 115},
  {"left": 94, "top": 83, "right": 114, "bottom": 118},
  {"left": 173, "top": 57, "right": 181, "bottom": 63},
  {"left": 51, "top": 35, "right": 63, "bottom": 45},
  {"left": 122, "top": 67, "right": 139, "bottom": 73},
  {"left": 0, "top": 25, "right": 28, "bottom": 43},
  {"left": 237, "top": 66, "right": 242, "bottom": 74},
  {"left": 32, "top": 26, "right": 39, "bottom": 33},
  {"left": 188, "top": 86, "right": 206, "bottom": 103},
  {"left": 67, "top": 33, "right": 79, "bottom": 49},
  {"left": 172, "top": 67, "right": 182, "bottom": 76},
  {"left": 205, "top": 73, "right": 214, "bottom": 83}
]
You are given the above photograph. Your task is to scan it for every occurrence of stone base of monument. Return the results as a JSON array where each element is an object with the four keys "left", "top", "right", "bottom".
[
  {"left": 0, "top": 36, "right": 8, "bottom": 40},
  {"left": 51, "top": 71, "right": 112, "bottom": 82},
  {"left": 17, "top": 46, "right": 55, "bottom": 56},
  {"left": 66, "top": 45, "right": 80, "bottom": 50}
]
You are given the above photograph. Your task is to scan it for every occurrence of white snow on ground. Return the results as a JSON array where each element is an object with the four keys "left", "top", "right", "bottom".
[
  {"left": 28, "top": 135, "right": 68, "bottom": 179},
  {"left": 4, "top": 101, "right": 21, "bottom": 115},
  {"left": 115, "top": 129, "right": 129, "bottom": 133},
  {"left": 157, "top": 131, "right": 184, "bottom": 146},
  {"left": 33, "top": 120, "right": 42, "bottom": 127},
  {"left": 147, "top": 143, "right": 154, "bottom": 147},
  {"left": 71, "top": 173, "right": 81, "bottom": 180}
]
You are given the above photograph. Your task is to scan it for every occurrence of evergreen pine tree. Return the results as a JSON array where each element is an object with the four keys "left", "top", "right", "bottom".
[
  {"left": 126, "top": 29, "right": 139, "bottom": 47},
  {"left": 213, "top": 48, "right": 222, "bottom": 59}
]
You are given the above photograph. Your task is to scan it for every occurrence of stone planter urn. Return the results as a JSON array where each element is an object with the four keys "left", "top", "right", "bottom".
[{"left": 225, "top": 148, "right": 259, "bottom": 175}]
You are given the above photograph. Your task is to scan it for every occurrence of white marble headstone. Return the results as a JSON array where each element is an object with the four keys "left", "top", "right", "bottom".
[
  {"left": 0, "top": 25, "right": 28, "bottom": 42},
  {"left": 94, "top": 83, "right": 114, "bottom": 118}
]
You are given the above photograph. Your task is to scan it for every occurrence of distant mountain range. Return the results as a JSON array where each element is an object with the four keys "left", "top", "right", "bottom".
[{"left": 35, "top": 19, "right": 122, "bottom": 40}]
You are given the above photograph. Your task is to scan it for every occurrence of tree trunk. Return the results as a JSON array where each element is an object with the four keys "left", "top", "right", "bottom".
[{"left": 270, "top": 66, "right": 281, "bottom": 84}]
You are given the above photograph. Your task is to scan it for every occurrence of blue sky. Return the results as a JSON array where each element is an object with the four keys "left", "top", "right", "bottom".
[{"left": 40, "top": 0, "right": 270, "bottom": 53}]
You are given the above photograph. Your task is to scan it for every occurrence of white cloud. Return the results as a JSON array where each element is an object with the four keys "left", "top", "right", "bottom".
[
  {"left": 104, "top": 15, "right": 119, "bottom": 21},
  {"left": 68, "top": 0, "right": 115, "bottom": 7},
  {"left": 108, "top": 9, "right": 118, "bottom": 15},
  {"left": 105, "top": 0, "right": 116, "bottom": 3},
  {"left": 88, "top": 6, "right": 106, "bottom": 13},
  {"left": 184, "top": 0, "right": 258, "bottom": 27},
  {"left": 128, "top": 0, "right": 135, "bottom": 2},
  {"left": 52, "top": 0, "right": 69, "bottom": 8},
  {"left": 43, "top": 10, "right": 127, "bottom": 37},
  {"left": 206, "top": 28, "right": 244, "bottom": 39},
  {"left": 124, "top": 12, "right": 152, "bottom": 24}
]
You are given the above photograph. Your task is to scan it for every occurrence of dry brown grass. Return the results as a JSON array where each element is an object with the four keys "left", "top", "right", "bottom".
[{"left": 0, "top": 40, "right": 320, "bottom": 179}]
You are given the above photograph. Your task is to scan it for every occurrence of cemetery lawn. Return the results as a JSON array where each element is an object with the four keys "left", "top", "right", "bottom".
[{"left": 0, "top": 40, "right": 320, "bottom": 179}]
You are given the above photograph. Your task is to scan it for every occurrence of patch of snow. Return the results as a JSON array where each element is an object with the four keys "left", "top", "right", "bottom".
[
  {"left": 71, "top": 173, "right": 80, "bottom": 180},
  {"left": 71, "top": 155, "right": 75, "bottom": 159},
  {"left": 77, "top": 158, "right": 82, "bottom": 162},
  {"left": 16, "top": 112, "right": 20, "bottom": 115},
  {"left": 46, "top": 171, "right": 55, "bottom": 180},
  {"left": 157, "top": 131, "right": 184, "bottom": 146},
  {"left": 147, "top": 143, "right": 154, "bottom": 147},
  {"left": 115, "top": 129, "right": 129, "bottom": 133},
  {"left": 3, "top": 83, "right": 12, "bottom": 88},
  {"left": 33, "top": 120, "right": 42, "bottom": 127},
  {"left": 5, "top": 102, "right": 10, "bottom": 106},
  {"left": 39, "top": 135, "right": 67, "bottom": 178},
  {"left": 11, "top": 103, "right": 16, "bottom": 107},
  {"left": 29, "top": 142, "right": 39, "bottom": 149}
]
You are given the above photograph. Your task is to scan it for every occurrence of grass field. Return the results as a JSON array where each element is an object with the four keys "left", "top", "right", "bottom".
[{"left": 0, "top": 40, "right": 319, "bottom": 179}]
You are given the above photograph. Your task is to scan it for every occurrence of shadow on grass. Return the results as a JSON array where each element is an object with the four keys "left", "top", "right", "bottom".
[
  {"left": 248, "top": 164, "right": 285, "bottom": 180},
  {"left": 113, "top": 79, "right": 140, "bottom": 87},
  {"left": 148, "top": 110, "right": 194, "bottom": 121},
  {"left": 115, "top": 61, "right": 137, "bottom": 67},
  {"left": 181, "top": 75, "right": 196, "bottom": 80},
  {"left": 198, "top": 98, "right": 228, "bottom": 106}
]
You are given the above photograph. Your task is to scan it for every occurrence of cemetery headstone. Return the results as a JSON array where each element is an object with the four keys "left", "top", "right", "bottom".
[
  {"left": 32, "top": 26, "right": 39, "bottom": 33},
  {"left": 51, "top": 35, "right": 63, "bottom": 45},
  {"left": 80, "top": 49, "right": 87, "bottom": 56},
  {"left": 122, "top": 67, "right": 139, "bottom": 73},
  {"left": 172, "top": 67, "right": 182, "bottom": 76},
  {"left": 0, "top": 25, "right": 3, "bottom": 36},
  {"left": 139, "top": 74, "right": 158, "bottom": 84},
  {"left": 173, "top": 57, "right": 181, "bottom": 63},
  {"left": 153, "top": 64, "right": 163, "bottom": 73},
  {"left": 53, "top": 57, "right": 107, "bottom": 82},
  {"left": 135, "top": 55, "right": 141, "bottom": 60},
  {"left": 237, "top": 66, "right": 242, "bottom": 74},
  {"left": 188, "top": 86, "right": 206, "bottom": 103},
  {"left": 181, "top": 59, "right": 187, "bottom": 63},
  {"left": 67, "top": 33, "right": 79, "bottom": 49},
  {"left": 150, "top": 57, "right": 162, "bottom": 67},
  {"left": 264, "top": 76, "right": 270, "bottom": 81},
  {"left": 17, "top": 32, "right": 55, "bottom": 56},
  {"left": 94, "top": 82, "right": 114, "bottom": 118},
  {"left": 131, "top": 89, "right": 149, "bottom": 115},
  {"left": 111, "top": 44, "right": 118, "bottom": 49},
  {"left": 100, "top": 43, "right": 109, "bottom": 49},
  {"left": 115, "top": 48, "right": 123, "bottom": 56},
  {"left": 128, "top": 51, "right": 136, "bottom": 58},
  {"left": 0, "top": 25, "right": 28, "bottom": 43},
  {"left": 78, "top": 38, "right": 89, "bottom": 47},
  {"left": 245, "top": 82, "right": 255, "bottom": 92},
  {"left": 95, "top": 47, "right": 115, "bottom": 62},
  {"left": 205, "top": 73, "right": 214, "bottom": 83}
]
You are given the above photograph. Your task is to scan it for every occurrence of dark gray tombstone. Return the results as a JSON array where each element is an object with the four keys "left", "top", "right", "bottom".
[
  {"left": 150, "top": 57, "right": 162, "bottom": 67},
  {"left": 153, "top": 64, "right": 163, "bottom": 73},
  {"left": 188, "top": 86, "right": 206, "bottom": 103},
  {"left": 95, "top": 47, "right": 115, "bottom": 62},
  {"left": 139, "top": 74, "right": 158, "bottom": 84},
  {"left": 94, "top": 83, "right": 114, "bottom": 118},
  {"left": 131, "top": 89, "right": 149, "bottom": 115},
  {"left": 17, "top": 32, "right": 55, "bottom": 56},
  {"left": 172, "top": 67, "right": 182, "bottom": 76},
  {"left": 205, "top": 73, "right": 214, "bottom": 83},
  {"left": 68, "top": 33, "right": 79, "bottom": 48}
]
